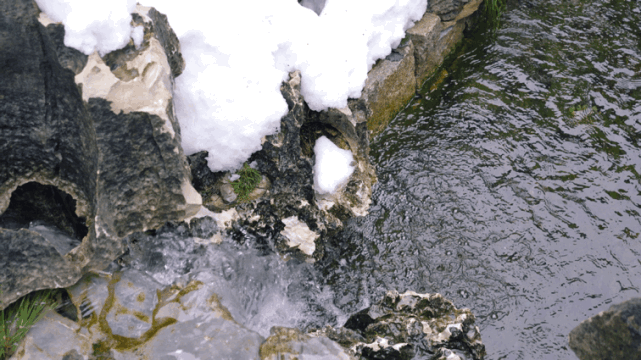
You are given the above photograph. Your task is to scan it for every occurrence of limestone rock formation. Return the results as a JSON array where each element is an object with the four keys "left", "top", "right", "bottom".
[
  {"left": 260, "top": 327, "right": 354, "bottom": 360},
  {"left": 10, "top": 271, "right": 264, "bottom": 360},
  {"left": 316, "top": 291, "right": 486, "bottom": 360},
  {"left": 0, "top": 0, "right": 199, "bottom": 309},
  {"left": 569, "top": 298, "right": 641, "bottom": 360},
  {"left": 190, "top": 70, "right": 376, "bottom": 261}
]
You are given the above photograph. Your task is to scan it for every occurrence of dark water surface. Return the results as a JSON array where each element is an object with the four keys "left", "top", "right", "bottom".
[{"left": 318, "top": 0, "right": 641, "bottom": 358}]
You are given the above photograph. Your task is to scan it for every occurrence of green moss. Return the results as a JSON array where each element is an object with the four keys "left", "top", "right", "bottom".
[{"left": 231, "top": 163, "right": 262, "bottom": 202}]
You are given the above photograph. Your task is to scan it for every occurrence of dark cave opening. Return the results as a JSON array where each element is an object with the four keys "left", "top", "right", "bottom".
[{"left": 0, "top": 182, "right": 88, "bottom": 241}]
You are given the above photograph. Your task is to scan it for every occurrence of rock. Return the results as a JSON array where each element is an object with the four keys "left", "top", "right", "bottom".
[
  {"left": 280, "top": 216, "right": 320, "bottom": 256},
  {"left": 317, "top": 291, "right": 486, "bottom": 360},
  {"left": 0, "top": 0, "right": 199, "bottom": 309},
  {"left": 408, "top": 0, "right": 483, "bottom": 88},
  {"left": 351, "top": 39, "right": 416, "bottom": 137},
  {"left": 40, "top": 22, "right": 88, "bottom": 75},
  {"left": 185, "top": 4, "right": 485, "bottom": 260},
  {"left": 188, "top": 70, "right": 376, "bottom": 259},
  {"left": 260, "top": 327, "right": 354, "bottom": 360},
  {"left": 8, "top": 310, "right": 93, "bottom": 360},
  {"left": 428, "top": 0, "right": 471, "bottom": 21},
  {"left": 0, "top": 0, "right": 98, "bottom": 308},
  {"left": 569, "top": 298, "right": 641, "bottom": 360},
  {"left": 12, "top": 271, "right": 264, "bottom": 359},
  {"left": 220, "top": 177, "right": 239, "bottom": 204},
  {"left": 0, "top": 229, "right": 79, "bottom": 299}
]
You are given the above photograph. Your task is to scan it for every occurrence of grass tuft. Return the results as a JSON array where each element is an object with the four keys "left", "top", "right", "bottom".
[
  {"left": 231, "top": 163, "right": 262, "bottom": 202},
  {"left": 1, "top": 290, "right": 56, "bottom": 359},
  {"left": 484, "top": 0, "right": 507, "bottom": 29}
]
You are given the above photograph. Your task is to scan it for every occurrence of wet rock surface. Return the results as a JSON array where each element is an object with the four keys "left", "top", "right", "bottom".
[
  {"left": 0, "top": 0, "right": 198, "bottom": 309},
  {"left": 569, "top": 298, "right": 641, "bottom": 360},
  {"left": 317, "top": 291, "right": 486, "bottom": 360},
  {"left": 260, "top": 327, "right": 354, "bottom": 360},
  {"left": 11, "top": 270, "right": 264, "bottom": 360},
  {"left": 190, "top": 71, "right": 376, "bottom": 261}
]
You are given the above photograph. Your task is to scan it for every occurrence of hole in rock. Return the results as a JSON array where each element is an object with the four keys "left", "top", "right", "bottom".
[
  {"left": 300, "top": 121, "right": 352, "bottom": 159},
  {"left": 0, "top": 182, "right": 88, "bottom": 248},
  {"left": 298, "top": 0, "right": 326, "bottom": 15}
]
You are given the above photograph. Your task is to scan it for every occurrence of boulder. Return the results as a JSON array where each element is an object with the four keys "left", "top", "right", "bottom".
[
  {"left": 187, "top": 2, "right": 485, "bottom": 260},
  {"left": 569, "top": 298, "right": 641, "bottom": 360},
  {"left": 316, "top": 291, "right": 486, "bottom": 360},
  {"left": 0, "top": 0, "right": 199, "bottom": 309}
]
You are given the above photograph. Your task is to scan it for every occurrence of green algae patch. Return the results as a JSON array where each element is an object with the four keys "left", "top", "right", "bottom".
[
  {"left": 259, "top": 327, "right": 306, "bottom": 359},
  {"left": 77, "top": 274, "right": 211, "bottom": 354}
]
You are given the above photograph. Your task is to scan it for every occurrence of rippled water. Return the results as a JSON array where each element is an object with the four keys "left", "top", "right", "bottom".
[{"left": 318, "top": 0, "right": 641, "bottom": 359}]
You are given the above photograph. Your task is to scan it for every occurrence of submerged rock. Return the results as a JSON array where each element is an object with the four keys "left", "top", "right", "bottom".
[
  {"left": 260, "top": 327, "right": 354, "bottom": 360},
  {"left": 11, "top": 270, "right": 264, "bottom": 360},
  {"left": 316, "top": 291, "right": 486, "bottom": 360},
  {"left": 569, "top": 298, "right": 641, "bottom": 360}
]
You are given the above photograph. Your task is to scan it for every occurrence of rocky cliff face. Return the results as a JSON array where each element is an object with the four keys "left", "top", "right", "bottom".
[{"left": 0, "top": 0, "right": 199, "bottom": 309}]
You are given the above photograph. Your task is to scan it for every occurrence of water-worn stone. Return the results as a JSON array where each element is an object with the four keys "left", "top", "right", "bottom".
[
  {"left": 316, "top": 291, "right": 486, "bottom": 360},
  {"left": 12, "top": 273, "right": 264, "bottom": 360},
  {"left": 0, "top": 0, "right": 199, "bottom": 309},
  {"left": 260, "top": 327, "right": 354, "bottom": 360},
  {"left": 569, "top": 298, "right": 641, "bottom": 360}
]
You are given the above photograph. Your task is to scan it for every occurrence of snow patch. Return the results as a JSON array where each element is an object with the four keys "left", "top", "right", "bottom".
[{"left": 313, "top": 136, "right": 355, "bottom": 194}]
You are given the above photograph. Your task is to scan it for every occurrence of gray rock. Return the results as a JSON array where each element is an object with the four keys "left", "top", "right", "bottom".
[
  {"left": 12, "top": 272, "right": 264, "bottom": 360},
  {"left": 0, "top": 229, "right": 79, "bottom": 299},
  {"left": 408, "top": 0, "right": 483, "bottom": 88},
  {"left": 260, "top": 327, "right": 354, "bottom": 360},
  {"left": 428, "top": 0, "right": 471, "bottom": 21},
  {"left": 0, "top": 0, "right": 98, "bottom": 232},
  {"left": 220, "top": 177, "right": 239, "bottom": 204},
  {"left": 8, "top": 310, "right": 93, "bottom": 360},
  {"left": 42, "top": 23, "right": 88, "bottom": 75},
  {"left": 569, "top": 298, "right": 641, "bottom": 360},
  {"left": 0, "top": 0, "right": 199, "bottom": 309},
  {"left": 349, "top": 39, "right": 416, "bottom": 138},
  {"left": 318, "top": 291, "right": 486, "bottom": 360}
]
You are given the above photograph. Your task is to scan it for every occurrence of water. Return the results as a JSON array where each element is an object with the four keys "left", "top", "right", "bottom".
[
  {"left": 120, "top": 225, "right": 346, "bottom": 338},
  {"left": 48, "top": 0, "right": 639, "bottom": 358},
  {"left": 317, "top": 0, "right": 641, "bottom": 359}
]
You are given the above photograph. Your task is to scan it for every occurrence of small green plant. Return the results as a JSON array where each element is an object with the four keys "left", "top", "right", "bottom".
[
  {"left": 1, "top": 290, "right": 56, "bottom": 359},
  {"left": 230, "top": 163, "right": 262, "bottom": 202},
  {"left": 484, "top": 0, "right": 506, "bottom": 29},
  {"left": 568, "top": 104, "right": 599, "bottom": 125}
]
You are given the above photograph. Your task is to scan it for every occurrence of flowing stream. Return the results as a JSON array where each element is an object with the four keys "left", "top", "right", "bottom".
[
  {"left": 318, "top": 0, "right": 641, "bottom": 358},
  {"left": 49, "top": 0, "right": 640, "bottom": 359}
]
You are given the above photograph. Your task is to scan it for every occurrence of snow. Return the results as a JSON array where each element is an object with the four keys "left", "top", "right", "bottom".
[
  {"left": 313, "top": 136, "right": 355, "bottom": 194},
  {"left": 34, "top": 0, "right": 427, "bottom": 172}
]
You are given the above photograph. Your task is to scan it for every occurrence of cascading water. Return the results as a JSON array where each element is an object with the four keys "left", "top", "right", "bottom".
[{"left": 25, "top": 0, "right": 637, "bottom": 359}]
